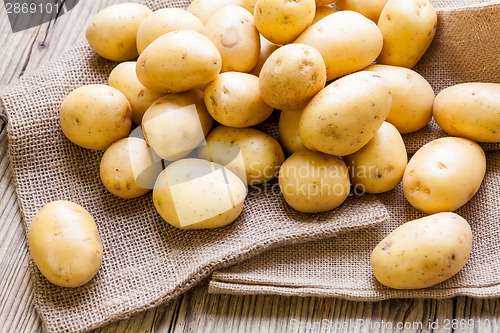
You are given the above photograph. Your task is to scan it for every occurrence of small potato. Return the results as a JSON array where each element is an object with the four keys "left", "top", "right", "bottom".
[
  {"left": 259, "top": 44, "right": 326, "bottom": 111},
  {"left": 279, "top": 150, "right": 350, "bottom": 213},
  {"left": 279, "top": 110, "right": 307, "bottom": 154},
  {"left": 311, "top": 6, "right": 336, "bottom": 25},
  {"left": 204, "top": 72, "right": 273, "bottom": 127},
  {"left": 249, "top": 35, "right": 280, "bottom": 76},
  {"left": 254, "top": 0, "right": 316, "bottom": 44},
  {"left": 86, "top": 3, "right": 152, "bottom": 61},
  {"left": 60, "top": 84, "right": 132, "bottom": 150},
  {"left": 433, "top": 83, "right": 500, "bottom": 142},
  {"left": 377, "top": 0, "right": 437, "bottom": 68},
  {"left": 403, "top": 137, "right": 486, "bottom": 214},
  {"left": 203, "top": 5, "right": 260, "bottom": 73},
  {"left": 100, "top": 137, "right": 163, "bottom": 199},
  {"left": 344, "top": 122, "right": 407, "bottom": 194},
  {"left": 28, "top": 201, "right": 103, "bottom": 288},
  {"left": 153, "top": 159, "right": 247, "bottom": 229},
  {"left": 187, "top": 0, "right": 257, "bottom": 24},
  {"left": 299, "top": 71, "right": 392, "bottom": 156},
  {"left": 333, "top": 0, "right": 388, "bottom": 22},
  {"left": 136, "top": 30, "right": 222, "bottom": 93},
  {"left": 142, "top": 90, "right": 214, "bottom": 161},
  {"left": 363, "top": 64, "right": 434, "bottom": 134},
  {"left": 371, "top": 213, "right": 472, "bottom": 289},
  {"left": 136, "top": 8, "right": 204, "bottom": 54},
  {"left": 108, "top": 62, "right": 164, "bottom": 124}
]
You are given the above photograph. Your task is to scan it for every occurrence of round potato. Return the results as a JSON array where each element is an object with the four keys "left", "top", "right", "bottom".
[
  {"left": 108, "top": 62, "right": 164, "bottom": 125},
  {"left": 60, "top": 84, "right": 132, "bottom": 150},
  {"left": 204, "top": 72, "right": 273, "bottom": 127},
  {"left": 333, "top": 0, "right": 388, "bottom": 22},
  {"left": 363, "top": 64, "right": 434, "bottom": 134},
  {"left": 259, "top": 44, "right": 326, "bottom": 111},
  {"left": 299, "top": 71, "right": 392, "bottom": 156},
  {"left": 311, "top": 5, "right": 336, "bottom": 25},
  {"left": 279, "top": 150, "right": 350, "bottom": 213},
  {"left": 203, "top": 5, "right": 260, "bottom": 73},
  {"left": 403, "top": 137, "right": 486, "bottom": 214},
  {"left": 136, "top": 8, "right": 204, "bottom": 54},
  {"left": 153, "top": 159, "right": 247, "bottom": 229},
  {"left": 344, "top": 122, "right": 407, "bottom": 194},
  {"left": 249, "top": 35, "right": 280, "bottom": 76},
  {"left": 28, "top": 201, "right": 103, "bottom": 288},
  {"left": 86, "top": 3, "right": 152, "bottom": 61},
  {"left": 254, "top": 0, "right": 316, "bottom": 44},
  {"left": 295, "top": 11, "right": 383, "bottom": 81},
  {"left": 377, "top": 0, "right": 437, "bottom": 68},
  {"left": 142, "top": 90, "right": 214, "bottom": 161},
  {"left": 187, "top": 0, "right": 257, "bottom": 24},
  {"left": 371, "top": 213, "right": 472, "bottom": 289},
  {"left": 279, "top": 110, "right": 307, "bottom": 154},
  {"left": 136, "top": 30, "right": 222, "bottom": 93},
  {"left": 433, "top": 83, "right": 500, "bottom": 142}
]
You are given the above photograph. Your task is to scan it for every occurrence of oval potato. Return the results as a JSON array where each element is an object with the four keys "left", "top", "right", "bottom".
[{"left": 279, "top": 109, "right": 307, "bottom": 154}]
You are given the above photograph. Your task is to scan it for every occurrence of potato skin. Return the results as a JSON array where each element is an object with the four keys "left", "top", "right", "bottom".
[
  {"left": 311, "top": 6, "right": 336, "bottom": 25},
  {"left": 249, "top": 35, "right": 280, "bottom": 76},
  {"left": 333, "top": 0, "right": 388, "bottom": 22},
  {"left": 279, "top": 110, "right": 307, "bottom": 154},
  {"left": 433, "top": 83, "right": 500, "bottom": 142},
  {"left": 28, "top": 201, "right": 103, "bottom": 288},
  {"left": 187, "top": 0, "right": 257, "bottom": 24},
  {"left": 371, "top": 213, "right": 472, "bottom": 289},
  {"left": 403, "top": 137, "right": 486, "bottom": 214}
]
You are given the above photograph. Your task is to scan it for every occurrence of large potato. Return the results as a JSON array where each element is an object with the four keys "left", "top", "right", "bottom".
[
  {"left": 299, "top": 71, "right": 392, "bottom": 156},
  {"left": 377, "top": 0, "right": 437, "bottom": 68},
  {"left": 86, "top": 3, "right": 152, "bottom": 61},
  {"left": 433, "top": 83, "right": 500, "bottom": 142},
  {"left": 60, "top": 84, "right": 132, "bottom": 150},
  {"left": 333, "top": 0, "right": 388, "bottom": 22},
  {"left": 187, "top": 0, "right": 257, "bottom": 24},
  {"left": 279, "top": 110, "right": 307, "bottom": 154},
  {"left": 259, "top": 44, "right": 326, "bottom": 111},
  {"left": 295, "top": 11, "right": 383, "bottom": 80},
  {"left": 371, "top": 213, "right": 472, "bottom": 289},
  {"left": 403, "top": 137, "right": 486, "bottom": 214},
  {"left": 136, "top": 30, "right": 222, "bottom": 94},
  {"left": 153, "top": 159, "right": 247, "bottom": 229},
  {"left": 249, "top": 35, "right": 280, "bottom": 76},
  {"left": 28, "top": 201, "right": 103, "bottom": 288}
]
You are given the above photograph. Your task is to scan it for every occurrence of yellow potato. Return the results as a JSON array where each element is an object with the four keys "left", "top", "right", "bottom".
[
  {"left": 279, "top": 150, "right": 350, "bottom": 213},
  {"left": 377, "top": 0, "right": 437, "bottom": 68},
  {"left": 249, "top": 35, "right": 280, "bottom": 76},
  {"left": 278, "top": 110, "right": 307, "bottom": 154},
  {"left": 295, "top": 10, "right": 383, "bottom": 80},
  {"left": 28, "top": 201, "right": 103, "bottom": 288},
  {"left": 153, "top": 159, "right": 247, "bottom": 229},
  {"left": 204, "top": 72, "right": 273, "bottom": 127},
  {"left": 142, "top": 90, "right": 214, "bottom": 161},
  {"left": 136, "top": 8, "right": 204, "bottom": 54},
  {"left": 203, "top": 5, "right": 260, "bottom": 73},
  {"left": 403, "top": 137, "right": 486, "bottom": 214},
  {"left": 187, "top": 0, "right": 257, "bottom": 24},
  {"left": 136, "top": 30, "right": 222, "bottom": 93},
  {"left": 334, "top": 0, "right": 388, "bottom": 22},
  {"left": 86, "top": 3, "right": 152, "bottom": 61},
  {"left": 299, "top": 71, "right": 392, "bottom": 156},
  {"left": 371, "top": 213, "right": 472, "bottom": 289},
  {"left": 363, "top": 64, "right": 434, "bottom": 134},
  {"left": 433, "top": 83, "right": 500, "bottom": 142},
  {"left": 60, "top": 84, "right": 132, "bottom": 150},
  {"left": 259, "top": 43, "right": 326, "bottom": 111},
  {"left": 315, "top": 0, "right": 335, "bottom": 6},
  {"left": 311, "top": 6, "right": 336, "bottom": 25}
]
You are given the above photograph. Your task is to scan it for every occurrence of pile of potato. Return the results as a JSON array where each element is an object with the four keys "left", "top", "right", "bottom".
[{"left": 27, "top": 0, "right": 500, "bottom": 290}]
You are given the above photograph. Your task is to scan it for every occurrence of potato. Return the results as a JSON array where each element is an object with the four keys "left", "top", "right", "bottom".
[
  {"left": 371, "top": 213, "right": 472, "bottom": 289},
  {"left": 311, "top": 6, "right": 336, "bottom": 25},
  {"left": 249, "top": 35, "right": 280, "bottom": 76},
  {"left": 344, "top": 122, "right": 407, "bottom": 194},
  {"left": 136, "top": 30, "right": 222, "bottom": 93},
  {"left": 299, "top": 71, "right": 392, "bottom": 156},
  {"left": 315, "top": 0, "right": 335, "bottom": 6},
  {"left": 28, "top": 201, "right": 103, "bottom": 288},
  {"left": 403, "top": 137, "right": 486, "bottom": 214},
  {"left": 259, "top": 44, "right": 326, "bottom": 111},
  {"left": 254, "top": 0, "right": 316, "bottom": 44},
  {"left": 279, "top": 150, "right": 350, "bottom": 213},
  {"left": 203, "top": 5, "right": 260, "bottom": 73},
  {"left": 86, "top": 3, "right": 152, "bottom": 61},
  {"left": 108, "top": 62, "right": 164, "bottom": 125},
  {"left": 187, "top": 0, "right": 257, "bottom": 24},
  {"left": 197, "top": 126, "right": 285, "bottom": 185},
  {"left": 433, "top": 83, "right": 500, "bottom": 142},
  {"left": 377, "top": 0, "right": 437, "bottom": 68},
  {"left": 279, "top": 110, "right": 307, "bottom": 154},
  {"left": 153, "top": 159, "right": 247, "bottom": 229},
  {"left": 60, "top": 84, "right": 132, "bottom": 150},
  {"left": 295, "top": 11, "right": 383, "bottom": 80},
  {"left": 204, "top": 72, "right": 273, "bottom": 127},
  {"left": 136, "top": 8, "right": 204, "bottom": 55},
  {"left": 363, "top": 64, "right": 434, "bottom": 134},
  {"left": 142, "top": 90, "right": 213, "bottom": 161},
  {"left": 333, "top": 0, "right": 388, "bottom": 22}
]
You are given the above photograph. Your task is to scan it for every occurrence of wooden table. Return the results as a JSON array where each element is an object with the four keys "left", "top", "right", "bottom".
[{"left": 0, "top": 1, "right": 499, "bottom": 332}]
